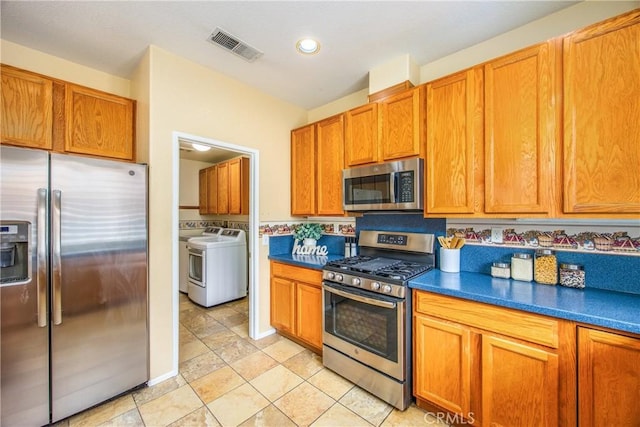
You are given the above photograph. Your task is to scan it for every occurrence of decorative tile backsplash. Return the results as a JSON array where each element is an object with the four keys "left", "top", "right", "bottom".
[
  {"left": 179, "top": 220, "right": 249, "bottom": 232},
  {"left": 446, "top": 226, "right": 640, "bottom": 256},
  {"left": 259, "top": 220, "right": 355, "bottom": 237}
]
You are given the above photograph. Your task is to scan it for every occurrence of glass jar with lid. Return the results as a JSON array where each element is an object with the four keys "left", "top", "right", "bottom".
[
  {"left": 534, "top": 249, "right": 558, "bottom": 285},
  {"left": 511, "top": 253, "right": 533, "bottom": 282},
  {"left": 559, "top": 263, "right": 585, "bottom": 288},
  {"left": 491, "top": 262, "right": 511, "bottom": 279}
]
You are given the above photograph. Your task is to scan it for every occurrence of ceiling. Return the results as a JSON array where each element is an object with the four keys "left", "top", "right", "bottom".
[
  {"left": 1, "top": 1, "right": 579, "bottom": 112},
  {"left": 2, "top": 1, "right": 579, "bottom": 163}
]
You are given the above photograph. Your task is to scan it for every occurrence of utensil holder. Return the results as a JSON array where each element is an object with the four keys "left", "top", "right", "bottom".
[{"left": 440, "top": 248, "right": 460, "bottom": 273}]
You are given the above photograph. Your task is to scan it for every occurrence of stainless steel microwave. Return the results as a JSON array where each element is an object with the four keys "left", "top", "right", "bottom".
[{"left": 343, "top": 158, "right": 423, "bottom": 211}]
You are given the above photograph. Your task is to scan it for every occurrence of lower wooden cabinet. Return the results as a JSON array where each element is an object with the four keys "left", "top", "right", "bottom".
[
  {"left": 270, "top": 261, "right": 322, "bottom": 352},
  {"left": 577, "top": 327, "right": 640, "bottom": 426},
  {"left": 413, "top": 290, "right": 576, "bottom": 426}
]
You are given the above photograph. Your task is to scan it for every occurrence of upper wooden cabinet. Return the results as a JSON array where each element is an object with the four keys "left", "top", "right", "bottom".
[
  {"left": 291, "top": 124, "right": 316, "bottom": 216},
  {"left": 316, "top": 115, "right": 345, "bottom": 215},
  {"left": 577, "top": 327, "right": 640, "bottom": 425},
  {"left": 198, "top": 157, "right": 249, "bottom": 216},
  {"left": 64, "top": 84, "right": 134, "bottom": 160},
  {"left": 1, "top": 65, "right": 53, "bottom": 150},
  {"left": 1, "top": 65, "right": 136, "bottom": 161},
  {"left": 291, "top": 114, "right": 345, "bottom": 217},
  {"left": 228, "top": 157, "right": 250, "bottom": 215},
  {"left": 562, "top": 10, "right": 640, "bottom": 215},
  {"left": 216, "top": 161, "right": 230, "bottom": 214},
  {"left": 380, "top": 86, "right": 423, "bottom": 161},
  {"left": 344, "top": 103, "right": 379, "bottom": 166},
  {"left": 425, "top": 68, "right": 484, "bottom": 216},
  {"left": 483, "top": 41, "right": 559, "bottom": 216}
]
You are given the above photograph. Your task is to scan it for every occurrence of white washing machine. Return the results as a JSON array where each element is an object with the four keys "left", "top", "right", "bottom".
[
  {"left": 179, "top": 227, "right": 223, "bottom": 293},
  {"left": 187, "top": 228, "right": 247, "bottom": 307}
]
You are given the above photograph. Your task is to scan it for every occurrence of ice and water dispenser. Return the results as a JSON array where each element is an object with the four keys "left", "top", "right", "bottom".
[{"left": 0, "top": 221, "right": 30, "bottom": 285}]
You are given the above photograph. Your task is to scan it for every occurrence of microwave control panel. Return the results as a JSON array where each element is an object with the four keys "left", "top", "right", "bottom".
[{"left": 397, "top": 171, "right": 415, "bottom": 203}]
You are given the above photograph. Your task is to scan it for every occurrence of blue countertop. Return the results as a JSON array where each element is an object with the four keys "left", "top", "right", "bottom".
[{"left": 410, "top": 270, "right": 640, "bottom": 335}]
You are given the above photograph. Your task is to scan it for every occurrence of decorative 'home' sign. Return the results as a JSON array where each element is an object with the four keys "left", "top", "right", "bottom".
[{"left": 292, "top": 240, "right": 329, "bottom": 256}]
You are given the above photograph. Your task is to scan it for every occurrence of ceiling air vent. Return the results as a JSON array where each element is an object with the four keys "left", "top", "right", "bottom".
[{"left": 207, "top": 27, "right": 263, "bottom": 63}]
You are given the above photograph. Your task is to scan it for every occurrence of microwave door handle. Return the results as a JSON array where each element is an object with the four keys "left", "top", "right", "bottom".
[{"left": 391, "top": 172, "right": 398, "bottom": 203}]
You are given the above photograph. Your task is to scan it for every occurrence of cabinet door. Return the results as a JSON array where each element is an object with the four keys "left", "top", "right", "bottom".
[
  {"left": 295, "top": 282, "right": 322, "bottom": 350},
  {"left": 578, "top": 327, "right": 640, "bottom": 426},
  {"left": 1, "top": 65, "right": 53, "bottom": 149},
  {"left": 425, "top": 68, "right": 483, "bottom": 215},
  {"left": 345, "top": 103, "right": 379, "bottom": 166},
  {"left": 199, "top": 168, "right": 208, "bottom": 214},
  {"left": 228, "top": 157, "right": 249, "bottom": 215},
  {"left": 482, "top": 334, "right": 558, "bottom": 427},
  {"left": 563, "top": 11, "right": 640, "bottom": 214},
  {"left": 270, "top": 277, "right": 295, "bottom": 334},
  {"left": 413, "top": 314, "right": 472, "bottom": 417},
  {"left": 380, "top": 87, "right": 422, "bottom": 161},
  {"left": 316, "top": 114, "right": 345, "bottom": 216},
  {"left": 216, "top": 161, "right": 229, "bottom": 214},
  {"left": 206, "top": 165, "right": 218, "bottom": 214},
  {"left": 65, "top": 84, "right": 134, "bottom": 160},
  {"left": 484, "top": 41, "right": 557, "bottom": 215},
  {"left": 291, "top": 125, "right": 316, "bottom": 216}
]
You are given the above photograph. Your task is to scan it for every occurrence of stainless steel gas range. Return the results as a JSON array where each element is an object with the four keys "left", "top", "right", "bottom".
[{"left": 322, "top": 230, "right": 435, "bottom": 410}]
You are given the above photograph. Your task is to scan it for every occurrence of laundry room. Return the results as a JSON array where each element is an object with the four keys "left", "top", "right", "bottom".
[{"left": 178, "top": 138, "right": 252, "bottom": 329}]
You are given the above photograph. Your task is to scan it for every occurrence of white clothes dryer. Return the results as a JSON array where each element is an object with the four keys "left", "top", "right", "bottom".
[
  {"left": 187, "top": 228, "right": 247, "bottom": 307},
  {"left": 179, "top": 227, "right": 223, "bottom": 293}
]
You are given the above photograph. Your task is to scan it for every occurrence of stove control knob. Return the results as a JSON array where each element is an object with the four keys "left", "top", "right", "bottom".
[
  {"left": 382, "top": 284, "right": 392, "bottom": 294},
  {"left": 370, "top": 282, "right": 381, "bottom": 291},
  {"left": 352, "top": 278, "right": 361, "bottom": 286},
  {"left": 335, "top": 274, "right": 344, "bottom": 282},
  {"left": 327, "top": 272, "right": 335, "bottom": 280}
]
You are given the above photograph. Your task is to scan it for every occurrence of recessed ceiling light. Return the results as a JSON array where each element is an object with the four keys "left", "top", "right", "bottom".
[
  {"left": 192, "top": 143, "right": 211, "bottom": 152},
  {"left": 296, "top": 38, "right": 320, "bottom": 55}
]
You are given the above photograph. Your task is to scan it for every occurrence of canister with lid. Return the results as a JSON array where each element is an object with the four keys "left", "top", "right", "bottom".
[
  {"left": 559, "top": 263, "right": 585, "bottom": 288},
  {"left": 511, "top": 253, "right": 533, "bottom": 282},
  {"left": 491, "top": 262, "right": 511, "bottom": 279},
  {"left": 534, "top": 249, "right": 558, "bottom": 285}
]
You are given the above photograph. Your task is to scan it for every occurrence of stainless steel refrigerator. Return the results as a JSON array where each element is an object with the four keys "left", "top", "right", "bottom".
[{"left": 0, "top": 146, "right": 148, "bottom": 426}]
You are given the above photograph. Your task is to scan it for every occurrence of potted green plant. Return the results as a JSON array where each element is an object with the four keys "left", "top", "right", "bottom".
[{"left": 294, "top": 223, "right": 323, "bottom": 247}]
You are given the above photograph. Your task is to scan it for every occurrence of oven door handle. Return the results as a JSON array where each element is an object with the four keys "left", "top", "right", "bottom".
[{"left": 324, "top": 284, "right": 397, "bottom": 309}]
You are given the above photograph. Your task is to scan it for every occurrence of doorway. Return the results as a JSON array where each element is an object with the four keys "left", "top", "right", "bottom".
[{"left": 172, "top": 131, "right": 260, "bottom": 361}]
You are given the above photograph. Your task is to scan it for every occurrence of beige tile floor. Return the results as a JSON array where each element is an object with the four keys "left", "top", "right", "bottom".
[{"left": 55, "top": 293, "right": 449, "bottom": 427}]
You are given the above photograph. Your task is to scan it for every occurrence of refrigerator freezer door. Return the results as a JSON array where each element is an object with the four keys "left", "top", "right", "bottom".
[
  {"left": 0, "top": 146, "right": 50, "bottom": 427},
  {"left": 50, "top": 153, "right": 148, "bottom": 422}
]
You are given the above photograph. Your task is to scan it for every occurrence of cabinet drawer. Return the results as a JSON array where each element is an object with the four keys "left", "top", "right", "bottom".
[
  {"left": 414, "top": 291, "right": 558, "bottom": 348},
  {"left": 271, "top": 262, "right": 322, "bottom": 286}
]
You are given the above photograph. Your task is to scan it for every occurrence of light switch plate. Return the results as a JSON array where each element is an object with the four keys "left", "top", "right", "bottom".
[
  {"left": 262, "top": 234, "right": 269, "bottom": 246},
  {"left": 491, "top": 227, "right": 504, "bottom": 244}
]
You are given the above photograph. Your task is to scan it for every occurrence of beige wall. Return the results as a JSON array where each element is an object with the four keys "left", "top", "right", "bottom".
[
  {"left": 419, "top": 1, "right": 640, "bottom": 83},
  {"left": 1, "top": 39, "right": 131, "bottom": 97},
  {"left": 142, "top": 46, "right": 306, "bottom": 379}
]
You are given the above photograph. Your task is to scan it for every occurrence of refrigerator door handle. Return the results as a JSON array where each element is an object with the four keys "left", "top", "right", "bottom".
[
  {"left": 52, "top": 189, "right": 63, "bottom": 325},
  {"left": 37, "top": 188, "right": 48, "bottom": 327}
]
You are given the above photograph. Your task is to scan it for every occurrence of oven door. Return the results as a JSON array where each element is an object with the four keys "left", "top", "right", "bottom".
[
  {"left": 323, "top": 281, "right": 405, "bottom": 380},
  {"left": 187, "top": 246, "right": 205, "bottom": 287}
]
